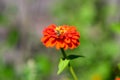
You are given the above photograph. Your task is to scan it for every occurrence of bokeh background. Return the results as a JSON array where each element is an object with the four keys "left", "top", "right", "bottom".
[{"left": 0, "top": 0, "right": 120, "bottom": 80}]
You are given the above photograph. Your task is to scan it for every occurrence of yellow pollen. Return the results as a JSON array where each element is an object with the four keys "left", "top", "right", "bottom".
[{"left": 55, "top": 26, "right": 66, "bottom": 36}]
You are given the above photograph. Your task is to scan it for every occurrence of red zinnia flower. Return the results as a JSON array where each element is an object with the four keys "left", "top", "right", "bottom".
[{"left": 41, "top": 24, "right": 80, "bottom": 50}]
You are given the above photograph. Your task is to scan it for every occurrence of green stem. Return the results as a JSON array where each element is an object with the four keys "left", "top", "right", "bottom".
[
  {"left": 60, "top": 48, "right": 78, "bottom": 80},
  {"left": 68, "top": 63, "right": 78, "bottom": 80},
  {"left": 60, "top": 48, "right": 67, "bottom": 58}
]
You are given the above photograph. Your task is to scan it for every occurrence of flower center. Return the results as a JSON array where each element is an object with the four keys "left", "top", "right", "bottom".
[{"left": 55, "top": 26, "right": 66, "bottom": 36}]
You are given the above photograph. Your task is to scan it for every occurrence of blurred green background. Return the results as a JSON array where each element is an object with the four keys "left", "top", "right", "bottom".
[{"left": 0, "top": 0, "right": 120, "bottom": 80}]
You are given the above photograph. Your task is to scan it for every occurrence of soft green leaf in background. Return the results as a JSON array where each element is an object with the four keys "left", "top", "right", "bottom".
[
  {"left": 118, "top": 63, "right": 120, "bottom": 70},
  {"left": 6, "top": 29, "right": 19, "bottom": 46},
  {"left": 110, "top": 23, "right": 120, "bottom": 33}
]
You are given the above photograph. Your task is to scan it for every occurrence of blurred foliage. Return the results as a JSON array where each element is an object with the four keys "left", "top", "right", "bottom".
[
  {"left": 0, "top": 5, "right": 17, "bottom": 26},
  {"left": 0, "top": 14, "right": 8, "bottom": 25},
  {"left": 0, "top": 62, "right": 17, "bottom": 80},
  {"left": 22, "top": 55, "right": 51, "bottom": 80},
  {"left": 6, "top": 28, "right": 20, "bottom": 46},
  {"left": 110, "top": 23, "right": 120, "bottom": 33}
]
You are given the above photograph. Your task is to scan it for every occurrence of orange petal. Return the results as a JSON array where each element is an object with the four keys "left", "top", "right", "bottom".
[
  {"left": 56, "top": 42, "right": 60, "bottom": 50},
  {"left": 64, "top": 38, "right": 71, "bottom": 43}
]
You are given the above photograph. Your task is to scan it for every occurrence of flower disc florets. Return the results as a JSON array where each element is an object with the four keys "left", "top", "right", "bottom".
[{"left": 41, "top": 24, "right": 80, "bottom": 50}]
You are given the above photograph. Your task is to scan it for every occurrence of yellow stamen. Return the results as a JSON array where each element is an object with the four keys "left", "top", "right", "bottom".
[{"left": 55, "top": 26, "right": 66, "bottom": 36}]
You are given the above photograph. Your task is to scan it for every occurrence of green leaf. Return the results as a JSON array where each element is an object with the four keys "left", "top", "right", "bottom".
[
  {"left": 57, "top": 59, "right": 70, "bottom": 75},
  {"left": 66, "top": 55, "right": 84, "bottom": 60}
]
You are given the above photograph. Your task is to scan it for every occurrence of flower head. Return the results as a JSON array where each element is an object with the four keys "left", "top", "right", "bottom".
[{"left": 41, "top": 24, "right": 80, "bottom": 50}]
